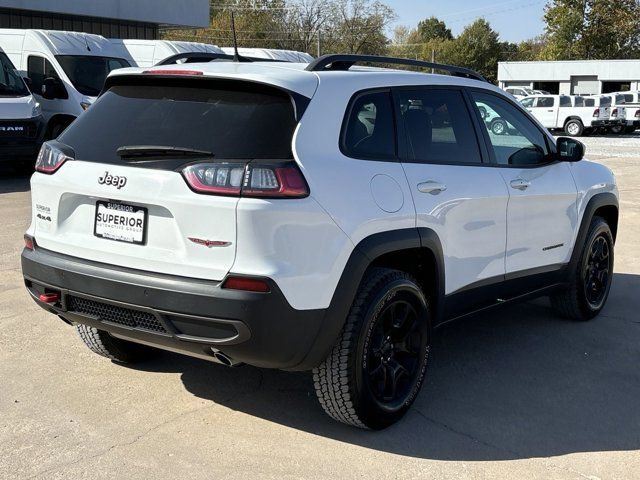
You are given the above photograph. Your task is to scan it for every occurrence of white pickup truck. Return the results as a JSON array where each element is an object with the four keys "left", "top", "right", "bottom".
[
  {"left": 610, "top": 91, "right": 640, "bottom": 134},
  {"left": 520, "top": 94, "right": 612, "bottom": 136}
]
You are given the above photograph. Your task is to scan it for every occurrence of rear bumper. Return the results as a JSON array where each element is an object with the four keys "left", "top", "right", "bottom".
[
  {"left": 21, "top": 246, "right": 329, "bottom": 370},
  {"left": 591, "top": 119, "right": 625, "bottom": 127}
]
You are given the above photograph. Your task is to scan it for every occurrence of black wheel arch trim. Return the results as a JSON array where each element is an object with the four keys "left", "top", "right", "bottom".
[
  {"left": 568, "top": 192, "right": 618, "bottom": 273},
  {"left": 297, "top": 227, "right": 445, "bottom": 370}
]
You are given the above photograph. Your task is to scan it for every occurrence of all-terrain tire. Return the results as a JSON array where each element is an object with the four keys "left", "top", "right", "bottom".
[
  {"left": 551, "top": 216, "right": 614, "bottom": 321},
  {"left": 312, "top": 268, "right": 431, "bottom": 430},
  {"left": 76, "top": 324, "right": 160, "bottom": 363}
]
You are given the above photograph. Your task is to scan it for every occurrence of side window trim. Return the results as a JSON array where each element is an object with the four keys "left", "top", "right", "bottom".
[
  {"left": 339, "top": 87, "right": 399, "bottom": 162},
  {"left": 465, "top": 87, "right": 559, "bottom": 169},
  {"left": 392, "top": 84, "right": 489, "bottom": 166}
]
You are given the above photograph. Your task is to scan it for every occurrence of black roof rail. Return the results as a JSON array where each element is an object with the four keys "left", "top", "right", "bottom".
[
  {"left": 305, "top": 54, "right": 488, "bottom": 82},
  {"left": 156, "top": 51, "right": 287, "bottom": 66}
]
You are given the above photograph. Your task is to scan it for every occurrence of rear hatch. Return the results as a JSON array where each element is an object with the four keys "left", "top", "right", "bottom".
[{"left": 31, "top": 75, "right": 301, "bottom": 281}]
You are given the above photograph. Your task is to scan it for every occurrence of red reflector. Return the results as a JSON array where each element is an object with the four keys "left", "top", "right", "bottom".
[
  {"left": 24, "top": 235, "right": 34, "bottom": 250},
  {"left": 144, "top": 69, "right": 203, "bottom": 76},
  {"left": 222, "top": 276, "right": 271, "bottom": 293},
  {"left": 39, "top": 292, "right": 60, "bottom": 303}
]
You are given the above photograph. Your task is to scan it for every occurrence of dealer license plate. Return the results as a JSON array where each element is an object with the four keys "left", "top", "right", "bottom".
[{"left": 94, "top": 201, "right": 147, "bottom": 245}]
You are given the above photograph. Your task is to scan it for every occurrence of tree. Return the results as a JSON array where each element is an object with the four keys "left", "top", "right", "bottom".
[
  {"left": 416, "top": 17, "right": 453, "bottom": 42},
  {"left": 541, "top": 0, "right": 640, "bottom": 60},
  {"left": 582, "top": 0, "right": 640, "bottom": 59},
  {"left": 324, "top": 0, "right": 396, "bottom": 54},
  {"left": 441, "top": 19, "right": 501, "bottom": 83}
]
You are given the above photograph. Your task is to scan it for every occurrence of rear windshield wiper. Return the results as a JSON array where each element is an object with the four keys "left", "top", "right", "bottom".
[{"left": 116, "top": 145, "right": 214, "bottom": 159}]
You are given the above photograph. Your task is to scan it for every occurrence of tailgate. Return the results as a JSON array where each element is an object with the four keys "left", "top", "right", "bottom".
[{"left": 31, "top": 161, "right": 238, "bottom": 281}]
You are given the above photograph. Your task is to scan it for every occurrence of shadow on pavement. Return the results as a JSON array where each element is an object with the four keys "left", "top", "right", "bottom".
[
  {"left": 0, "top": 167, "right": 31, "bottom": 194},
  {"left": 127, "top": 273, "right": 640, "bottom": 460}
]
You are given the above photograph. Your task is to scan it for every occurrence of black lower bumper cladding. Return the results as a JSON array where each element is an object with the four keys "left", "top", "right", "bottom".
[{"left": 21, "top": 246, "right": 328, "bottom": 370}]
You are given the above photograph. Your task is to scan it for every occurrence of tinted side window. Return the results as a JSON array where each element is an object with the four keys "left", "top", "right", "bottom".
[
  {"left": 584, "top": 98, "right": 595, "bottom": 107},
  {"left": 574, "top": 97, "right": 585, "bottom": 107},
  {"left": 342, "top": 91, "right": 395, "bottom": 159},
  {"left": 471, "top": 91, "right": 550, "bottom": 167},
  {"left": 27, "top": 56, "right": 59, "bottom": 95},
  {"left": 397, "top": 89, "right": 482, "bottom": 164},
  {"left": 560, "top": 96, "right": 571, "bottom": 107},
  {"left": 537, "top": 97, "right": 555, "bottom": 108}
]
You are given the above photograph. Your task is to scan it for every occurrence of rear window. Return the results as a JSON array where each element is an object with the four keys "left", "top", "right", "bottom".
[
  {"left": 59, "top": 82, "right": 298, "bottom": 163},
  {"left": 600, "top": 97, "right": 611, "bottom": 107}
]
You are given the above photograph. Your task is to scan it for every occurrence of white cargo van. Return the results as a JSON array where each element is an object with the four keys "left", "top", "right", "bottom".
[
  {"left": 111, "top": 40, "right": 224, "bottom": 68},
  {"left": 520, "top": 94, "right": 609, "bottom": 136},
  {"left": 0, "top": 29, "right": 133, "bottom": 139},
  {"left": 221, "top": 47, "right": 313, "bottom": 63},
  {"left": 0, "top": 46, "right": 45, "bottom": 170}
]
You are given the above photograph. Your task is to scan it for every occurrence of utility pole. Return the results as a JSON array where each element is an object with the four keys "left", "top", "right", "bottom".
[
  {"left": 317, "top": 31, "right": 321, "bottom": 58},
  {"left": 431, "top": 48, "right": 435, "bottom": 73}
]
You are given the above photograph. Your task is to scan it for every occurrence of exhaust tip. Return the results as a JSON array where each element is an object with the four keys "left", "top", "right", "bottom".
[{"left": 210, "top": 348, "right": 242, "bottom": 367}]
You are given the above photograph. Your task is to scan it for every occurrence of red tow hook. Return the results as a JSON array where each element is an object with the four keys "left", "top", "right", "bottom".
[{"left": 39, "top": 293, "right": 60, "bottom": 304}]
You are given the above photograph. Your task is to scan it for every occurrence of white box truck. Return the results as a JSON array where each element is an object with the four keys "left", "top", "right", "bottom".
[{"left": 0, "top": 29, "right": 134, "bottom": 139}]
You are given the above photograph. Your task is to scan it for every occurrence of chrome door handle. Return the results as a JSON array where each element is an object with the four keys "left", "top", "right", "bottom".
[
  {"left": 510, "top": 178, "right": 531, "bottom": 191},
  {"left": 418, "top": 181, "right": 447, "bottom": 195}
]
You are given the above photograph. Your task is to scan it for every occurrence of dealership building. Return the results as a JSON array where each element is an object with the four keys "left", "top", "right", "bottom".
[
  {"left": 0, "top": 0, "right": 209, "bottom": 39},
  {"left": 498, "top": 60, "right": 640, "bottom": 95}
]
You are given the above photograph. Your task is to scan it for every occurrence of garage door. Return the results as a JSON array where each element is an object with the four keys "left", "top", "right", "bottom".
[{"left": 571, "top": 76, "right": 599, "bottom": 95}]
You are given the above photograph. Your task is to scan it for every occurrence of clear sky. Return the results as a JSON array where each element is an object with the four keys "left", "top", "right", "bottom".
[{"left": 388, "top": 0, "right": 547, "bottom": 43}]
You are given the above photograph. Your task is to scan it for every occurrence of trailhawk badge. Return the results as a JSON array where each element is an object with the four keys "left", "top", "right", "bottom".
[{"left": 98, "top": 171, "right": 127, "bottom": 189}]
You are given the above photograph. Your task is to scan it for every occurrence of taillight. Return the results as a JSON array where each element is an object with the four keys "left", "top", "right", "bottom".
[
  {"left": 182, "top": 163, "right": 244, "bottom": 196},
  {"left": 35, "top": 142, "right": 72, "bottom": 174},
  {"left": 222, "top": 276, "right": 271, "bottom": 293},
  {"left": 182, "top": 162, "right": 309, "bottom": 198},
  {"left": 24, "top": 234, "right": 35, "bottom": 250},
  {"left": 635, "top": 109, "right": 640, "bottom": 119},
  {"left": 593, "top": 108, "right": 600, "bottom": 117},
  {"left": 612, "top": 108, "right": 618, "bottom": 116}
]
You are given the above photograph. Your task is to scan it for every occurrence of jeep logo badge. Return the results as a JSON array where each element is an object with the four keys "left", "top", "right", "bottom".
[{"left": 98, "top": 171, "right": 127, "bottom": 189}]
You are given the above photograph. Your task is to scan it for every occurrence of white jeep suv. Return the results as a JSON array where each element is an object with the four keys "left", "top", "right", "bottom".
[{"left": 22, "top": 55, "right": 619, "bottom": 429}]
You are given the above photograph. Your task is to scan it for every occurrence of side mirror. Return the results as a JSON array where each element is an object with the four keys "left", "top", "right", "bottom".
[
  {"left": 556, "top": 137, "right": 585, "bottom": 162},
  {"left": 42, "top": 77, "right": 66, "bottom": 100}
]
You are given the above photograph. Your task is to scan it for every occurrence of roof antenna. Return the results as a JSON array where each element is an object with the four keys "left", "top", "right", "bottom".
[
  {"left": 84, "top": 35, "right": 91, "bottom": 52},
  {"left": 230, "top": 11, "right": 250, "bottom": 63}
]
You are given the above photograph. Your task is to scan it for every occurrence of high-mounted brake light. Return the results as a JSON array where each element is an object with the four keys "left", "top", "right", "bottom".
[
  {"left": 144, "top": 69, "right": 204, "bottom": 76},
  {"left": 222, "top": 276, "right": 271, "bottom": 293},
  {"left": 35, "top": 142, "right": 72, "bottom": 174},
  {"left": 182, "top": 162, "right": 309, "bottom": 199}
]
